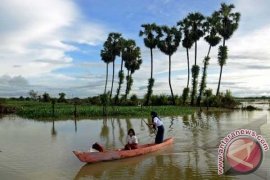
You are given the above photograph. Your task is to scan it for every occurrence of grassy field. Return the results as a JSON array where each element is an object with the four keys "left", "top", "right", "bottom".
[{"left": 2, "top": 100, "right": 197, "bottom": 120}]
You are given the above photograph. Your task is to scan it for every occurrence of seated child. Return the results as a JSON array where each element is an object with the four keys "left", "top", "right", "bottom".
[{"left": 125, "top": 128, "right": 138, "bottom": 150}]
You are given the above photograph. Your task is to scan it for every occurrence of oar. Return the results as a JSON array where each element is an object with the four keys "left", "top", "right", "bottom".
[{"left": 142, "top": 119, "right": 157, "bottom": 135}]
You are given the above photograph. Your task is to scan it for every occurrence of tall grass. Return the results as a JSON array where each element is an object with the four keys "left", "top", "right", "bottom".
[{"left": 4, "top": 100, "right": 196, "bottom": 120}]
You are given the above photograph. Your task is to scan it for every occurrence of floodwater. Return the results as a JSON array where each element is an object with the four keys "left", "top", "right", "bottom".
[{"left": 0, "top": 109, "right": 270, "bottom": 180}]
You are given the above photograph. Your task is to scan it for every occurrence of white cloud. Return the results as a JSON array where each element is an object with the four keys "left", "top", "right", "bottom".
[{"left": 0, "top": 0, "right": 107, "bottom": 78}]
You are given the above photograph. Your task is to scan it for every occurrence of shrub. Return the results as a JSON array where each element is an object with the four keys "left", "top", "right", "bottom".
[{"left": 202, "top": 89, "right": 239, "bottom": 108}]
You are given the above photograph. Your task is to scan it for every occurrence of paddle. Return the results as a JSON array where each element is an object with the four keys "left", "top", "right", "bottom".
[{"left": 142, "top": 119, "right": 157, "bottom": 135}]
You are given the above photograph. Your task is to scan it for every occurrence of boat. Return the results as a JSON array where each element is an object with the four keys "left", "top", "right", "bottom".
[{"left": 73, "top": 137, "right": 173, "bottom": 163}]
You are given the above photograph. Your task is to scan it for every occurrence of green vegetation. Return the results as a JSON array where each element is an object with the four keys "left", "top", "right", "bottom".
[
  {"left": 157, "top": 26, "right": 181, "bottom": 105},
  {"left": 98, "top": 3, "right": 240, "bottom": 110},
  {"left": 139, "top": 23, "right": 159, "bottom": 106},
  {"left": 178, "top": 19, "right": 194, "bottom": 98},
  {"left": 180, "top": 13, "right": 205, "bottom": 106},
  {"left": 197, "top": 13, "right": 221, "bottom": 106},
  {"left": 202, "top": 90, "right": 239, "bottom": 108},
  {"left": 122, "top": 40, "right": 142, "bottom": 99},
  {"left": 3, "top": 100, "right": 196, "bottom": 119},
  {"left": 114, "top": 37, "right": 126, "bottom": 104},
  {"left": 215, "top": 3, "right": 241, "bottom": 96}
]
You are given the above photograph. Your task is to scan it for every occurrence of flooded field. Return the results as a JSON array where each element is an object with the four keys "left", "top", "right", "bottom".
[{"left": 0, "top": 110, "right": 269, "bottom": 179}]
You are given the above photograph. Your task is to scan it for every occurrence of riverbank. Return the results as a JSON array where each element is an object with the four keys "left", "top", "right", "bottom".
[
  {"left": 2, "top": 100, "right": 197, "bottom": 120},
  {"left": 0, "top": 104, "right": 16, "bottom": 114}
]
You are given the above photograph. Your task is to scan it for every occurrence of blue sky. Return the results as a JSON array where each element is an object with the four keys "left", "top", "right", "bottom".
[{"left": 0, "top": 0, "right": 270, "bottom": 98}]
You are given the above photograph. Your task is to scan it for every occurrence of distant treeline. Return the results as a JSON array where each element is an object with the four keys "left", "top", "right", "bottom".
[
  {"left": 235, "top": 96, "right": 270, "bottom": 100},
  {"left": 0, "top": 89, "right": 239, "bottom": 109}
]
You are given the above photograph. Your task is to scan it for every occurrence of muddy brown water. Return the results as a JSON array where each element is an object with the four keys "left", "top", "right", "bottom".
[{"left": 0, "top": 110, "right": 270, "bottom": 180}]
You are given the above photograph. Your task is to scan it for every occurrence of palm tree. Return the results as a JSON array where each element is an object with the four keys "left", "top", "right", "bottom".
[
  {"left": 177, "top": 20, "right": 193, "bottom": 87},
  {"left": 101, "top": 46, "right": 113, "bottom": 94},
  {"left": 197, "top": 12, "right": 221, "bottom": 106},
  {"left": 177, "top": 19, "right": 194, "bottom": 104},
  {"left": 204, "top": 88, "right": 213, "bottom": 110},
  {"left": 104, "top": 33, "right": 122, "bottom": 100},
  {"left": 139, "top": 23, "right": 159, "bottom": 105},
  {"left": 215, "top": 3, "right": 240, "bottom": 96},
  {"left": 122, "top": 40, "right": 142, "bottom": 99},
  {"left": 125, "top": 57, "right": 142, "bottom": 99},
  {"left": 100, "top": 43, "right": 114, "bottom": 114},
  {"left": 157, "top": 26, "right": 181, "bottom": 105},
  {"left": 183, "top": 12, "right": 205, "bottom": 106},
  {"left": 115, "top": 37, "right": 126, "bottom": 104}
]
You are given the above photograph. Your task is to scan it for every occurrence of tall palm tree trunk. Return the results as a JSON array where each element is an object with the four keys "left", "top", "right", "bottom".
[
  {"left": 103, "top": 63, "right": 109, "bottom": 115},
  {"left": 104, "top": 63, "right": 109, "bottom": 94},
  {"left": 115, "top": 59, "right": 124, "bottom": 104},
  {"left": 216, "top": 39, "right": 226, "bottom": 96},
  {"left": 150, "top": 48, "right": 153, "bottom": 79},
  {"left": 145, "top": 48, "right": 154, "bottom": 106},
  {"left": 216, "top": 65, "right": 223, "bottom": 96},
  {"left": 125, "top": 70, "right": 130, "bottom": 99},
  {"left": 206, "top": 45, "right": 211, "bottom": 61},
  {"left": 194, "top": 41, "right": 197, "bottom": 65},
  {"left": 129, "top": 74, "right": 134, "bottom": 95},
  {"left": 186, "top": 48, "right": 190, "bottom": 88},
  {"left": 191, "top": 40, "right": 199, "bottom": 106},
  {"left": 168, "top": 55, "right": 175, "bottom": 105},
  {"left": 110, "top": 61, "right": 115, "bottom": 99},
  {"left": 197, "top": 45, "right": 212, "bottom": 106}
]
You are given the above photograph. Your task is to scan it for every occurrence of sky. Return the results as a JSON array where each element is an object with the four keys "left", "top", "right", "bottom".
[{"left": 0, "top": 0, "right": 270, "bottom": 98}]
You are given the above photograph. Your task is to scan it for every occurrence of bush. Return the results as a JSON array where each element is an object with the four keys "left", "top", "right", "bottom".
[
  {"left": 182, "top": 87, "right": 189, "bottom": 104},
  {"left": 87, "top": 95, "right": 102, "bottom": 105},
  {"left": 151, "top": 94, "right": 169, "bottom": 105},
  {"left": 202, "top": 90, "right": 239, "bottom": 108}
]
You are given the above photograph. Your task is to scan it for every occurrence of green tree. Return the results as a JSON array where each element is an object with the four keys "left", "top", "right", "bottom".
[
  {"left": 100, "top": 42, "right": 114, "bottom": 95},
  {"left": 157, "top": 26, "right": 181, "bottom": 105},
  {"left": 100, "top": 40, "right": 114, "bottom": 114},
  {"left": 28, "top": 90, "right": 38, "bottom": 100},
  {"left": 197, "top": 12, "right": 221, "bottom": 105},
  {"left": 42, "top": 92, "right": 51, "bottom": 102},
  {"left": 115, "top": 38, "right": 127, "bottom": 104},
  {"left": 139, "top": 23, "right": 159, "bottom": 105},
  {"left": 104, "top": 33, "right": 122, "bottom": 99},
  {"left": 183, "top": 12, "right": 205, "bottom": 106},
  {"left": 204, "top": 88, "right": 213, "bottom": 110},
  {"left": 130, "top": 94, "right": 139, "bottom": 105},
  {"left": 58, "top": 92, "right": 66, "bottom": 103},
  {"left": 215, "top": 3, "right": 240, "bottom": 96},
  {"left": 177, "top": 19, "right": 194, "bottom": 103},
  {"left": 123, "top": 40, "right": 142, "bottom": 99}
]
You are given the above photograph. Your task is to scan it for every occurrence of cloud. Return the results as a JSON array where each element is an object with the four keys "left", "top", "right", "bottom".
[
  {"left": 0, "top": 75, "right": 29, "bottom": 86},
  {"left": 0, "top": 75, "right": 30, "bottom": 97},
  {"left": 0, "top": 0, "right": 107, "bottom": 78},
  {"left": 233, "top": 0, "right": 270, "bottom": 32}
]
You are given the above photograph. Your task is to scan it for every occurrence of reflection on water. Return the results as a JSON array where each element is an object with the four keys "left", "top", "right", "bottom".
[
  {"left": 0, "top": 110, "right": 269, "bottom": 179},
  {"left": 74, "top": 118, "right": 77, "bottom": 133}
]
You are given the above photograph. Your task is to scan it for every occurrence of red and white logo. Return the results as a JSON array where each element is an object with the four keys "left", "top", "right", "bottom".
[{"left": 225, "top": 137, "right": 263, "bottom": 174}]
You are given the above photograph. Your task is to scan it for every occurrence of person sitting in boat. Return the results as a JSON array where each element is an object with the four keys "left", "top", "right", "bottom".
[
  {"left": 91, "top": 142, "right": 105, "bottom": 152},
  {"left": 125, "top": 128, "right": 138, "bottom": 150},
  {"left": 148, "top": 111, "right": 164, "bottom": 144}
]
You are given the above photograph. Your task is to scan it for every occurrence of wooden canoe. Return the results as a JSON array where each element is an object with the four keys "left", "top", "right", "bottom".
[{"left": 73, "top": 137, "right": 173, "bottom": 163}]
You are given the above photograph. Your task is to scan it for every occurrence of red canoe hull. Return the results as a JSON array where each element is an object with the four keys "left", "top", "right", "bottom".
[{"left": 73, "top": 138, "right": 173, "bottom": 163}]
